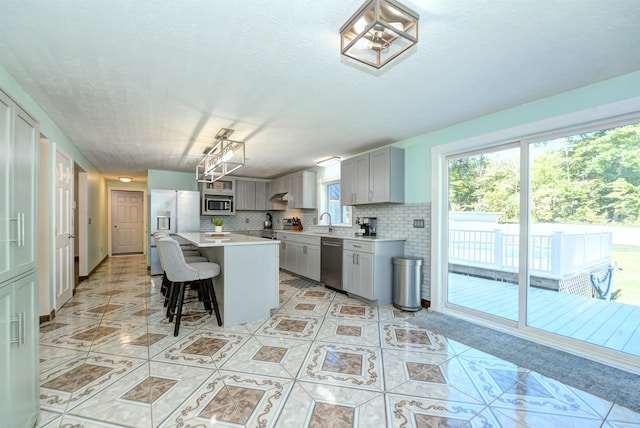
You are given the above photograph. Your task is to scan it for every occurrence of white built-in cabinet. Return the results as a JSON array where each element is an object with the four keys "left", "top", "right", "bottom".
[
  {"left": 0, "top": 88, "right": 39, "bottom": 428},
  {"left": 342, "top": 239, "right": 404, "bottom": 305},
  {"left": 277, "top": 232, "right": 321, "bottom": 281},
  {"left": 341, "top": 146, "right": 404, "bottom": 205}
]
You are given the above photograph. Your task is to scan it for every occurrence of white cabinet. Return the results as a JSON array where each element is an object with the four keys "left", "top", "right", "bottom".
[
  {"left": 0, "top": 91, "right": 38, "bottom": 283},
  {"left": 0, "top": 89, "right": 39, "bottom": 428},
  {"left": 277, "top": 233, "right": 320, "bottom": 281},
  {"left": 342, "top": 239, "right": 404, "bottom": 305},
  {"left": 340, "top": 146, "right": 404, "bottom": 205},
  {"left": 0, "top": 273, "right": 38, "bottom": 428}
]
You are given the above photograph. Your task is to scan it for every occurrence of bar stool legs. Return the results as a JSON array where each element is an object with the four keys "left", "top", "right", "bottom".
[{"left": 165, "top": 279, "right": 222, "bottom": 336}]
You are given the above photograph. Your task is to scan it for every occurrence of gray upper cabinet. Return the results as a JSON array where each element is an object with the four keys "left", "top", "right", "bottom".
[
  {"left": 235, "top": 180, "right": 256, "bottom": 210},
  {"left": 255, "top": 181, "right": 267, "bottom": 211},
  {"left": 236, "top": 180, "right": 268, "bottom": 211},
  {"left": 341, "top": 146, "right": 404, "bottom": 205},
  {"left": 287, "top": 171, "right": 317, "bottom": 209}
]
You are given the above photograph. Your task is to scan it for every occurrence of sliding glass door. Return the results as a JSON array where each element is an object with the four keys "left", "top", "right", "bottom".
[
  {"left": 446, "top": 144, "right": 520, "bottom": 322},
  {"left": 526, "top": 124, "right": 640, "bottom": 356},
  {"left": 443, "top": 121, "right": 640, "bottom": 360}
]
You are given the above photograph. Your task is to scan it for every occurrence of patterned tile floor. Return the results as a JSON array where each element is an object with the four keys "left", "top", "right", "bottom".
[{"left": 39, "top": 255, "right": 640, "bottom": 427}]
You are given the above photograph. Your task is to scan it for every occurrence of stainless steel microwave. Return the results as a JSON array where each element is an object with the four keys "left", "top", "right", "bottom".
[{"left": 202, "top": 193, "right": 234, "bottom": 215}]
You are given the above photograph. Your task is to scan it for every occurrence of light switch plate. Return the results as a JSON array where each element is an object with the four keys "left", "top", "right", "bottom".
[{"left": 413, "top": 219, "right": 425, "bottom": 228}]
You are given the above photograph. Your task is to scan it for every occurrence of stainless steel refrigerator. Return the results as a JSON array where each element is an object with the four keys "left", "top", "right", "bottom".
[{"left": 149, "top": 189, "right": 200, "bottom": 275}]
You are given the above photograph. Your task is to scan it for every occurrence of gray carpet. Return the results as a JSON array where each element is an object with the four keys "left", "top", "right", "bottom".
[{"left": 409, "top": 311, "right": 640, "bottom": 413}]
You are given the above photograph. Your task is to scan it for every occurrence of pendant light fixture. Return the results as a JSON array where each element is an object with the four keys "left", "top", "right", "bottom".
[
  {"left": 196, "top": 128, "right": 245, "bottom": 183},
  {"left": 340, "top": 0, "right": 419, "bottom": 69}
]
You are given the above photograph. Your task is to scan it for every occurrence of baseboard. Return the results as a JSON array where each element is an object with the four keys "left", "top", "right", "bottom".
[
  {"left": 88, "top": 255, "right": 108, "bottom": 278},
  {"left": 39, "top": 309, "right": 55, "bottom": 324},
  {"left": 421, "top": 299, "right": 431, "bottom": 309}
]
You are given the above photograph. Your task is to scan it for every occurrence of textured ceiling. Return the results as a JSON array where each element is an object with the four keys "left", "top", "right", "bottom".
[{"left": 1, "top": 0, "right": 639, "bottom": 181}]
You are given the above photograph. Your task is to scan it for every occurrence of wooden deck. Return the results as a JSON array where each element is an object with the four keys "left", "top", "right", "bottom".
[{"left": 448, "top": 273, "right": 640, "bottom": 357}]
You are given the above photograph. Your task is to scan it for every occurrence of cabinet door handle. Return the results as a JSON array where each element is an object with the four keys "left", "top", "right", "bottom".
[
  {"left": 356, "top": 253, "right": 360, "bottom": 265},
  {"left": 18, "top": 213, "right": 24, "bottom": 247},
  {"left": 10, "top": 312, "right": 25, "bottom": 347},
  {"left": 303, "top": 245, "right": 307, "bottom": 255},
  {"left": 352, "top": 253, "right": 356, "bottom": 264}
]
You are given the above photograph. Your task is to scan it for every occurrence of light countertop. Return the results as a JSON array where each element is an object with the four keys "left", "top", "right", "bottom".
[
  {"left": 177, "top": 232, "right": 280, "bottom": 247},
  {"left": 273, "top": 230, "right": 406, "bottom": 242}
]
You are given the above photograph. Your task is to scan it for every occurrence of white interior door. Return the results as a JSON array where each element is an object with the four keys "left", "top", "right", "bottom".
[
  {"left": 55, "top": 148, "right": 73, "bottom": 310},
  {"left": 112, "top": 190, "right": 144, "bottom": 254}
]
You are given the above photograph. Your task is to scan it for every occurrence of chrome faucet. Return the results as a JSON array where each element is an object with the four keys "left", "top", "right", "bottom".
[{"left": 320, "top": 212, "right": 333, "bottom": 232}]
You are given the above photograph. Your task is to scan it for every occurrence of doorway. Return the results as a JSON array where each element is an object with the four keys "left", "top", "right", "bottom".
[
  {"left": 54, "top": 147, "right": 73, "bottom": 310},
  {"left": 111, "top": 190, "right": 144, "bottom": 254}
]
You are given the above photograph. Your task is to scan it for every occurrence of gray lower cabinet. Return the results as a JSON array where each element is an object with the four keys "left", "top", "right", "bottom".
[
  {"left": 278, "top": 233, "right": 295, "bottom": 271},
  {"left": 342, "top": 239, "right": 404, "bottom": 305},
  {"left": 294, "top": 237, "right": 321, "bottom": 282},
  {"left": 277, "top": 232, "right": 320, "bottom": 281},
  {"left": 0, "top": 272, "right": 38, "bottom": 428}
]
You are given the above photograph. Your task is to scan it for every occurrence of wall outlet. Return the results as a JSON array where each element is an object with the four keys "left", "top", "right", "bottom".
[{"left": 413, "top": 219, "right": 425, "bottom": 228}]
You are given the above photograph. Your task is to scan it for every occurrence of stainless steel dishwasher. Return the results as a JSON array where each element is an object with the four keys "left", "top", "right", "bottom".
[{"left": 321, "top": 237, "right": 343, "bottom": 291}]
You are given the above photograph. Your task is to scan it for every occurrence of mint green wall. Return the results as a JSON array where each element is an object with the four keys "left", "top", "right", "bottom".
[
  {"left": 400, "top": 71, "right": 640, "bottom": 203},
  {"left": 147, "top": 169, "right": 198, "bottom": 191},
  {"left": 0, "top": 65, "right": 107, "bottom": 273}
]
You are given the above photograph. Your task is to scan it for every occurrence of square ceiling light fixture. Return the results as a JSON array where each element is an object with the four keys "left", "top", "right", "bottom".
[
  {"left": 196, "top": 128, "right": 245, "bottom": 183},
  {"left": 340, "top": 0, "right": 419, "bottom": 69}
]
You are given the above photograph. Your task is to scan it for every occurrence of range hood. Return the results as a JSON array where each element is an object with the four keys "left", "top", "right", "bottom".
[{"left": 269, "top": 192, "right": 290, "bottom": 202}]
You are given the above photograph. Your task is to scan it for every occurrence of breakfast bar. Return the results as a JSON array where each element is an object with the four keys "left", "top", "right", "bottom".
[{"left": 177, "top": 232, "right": 280, "bottom": 327}]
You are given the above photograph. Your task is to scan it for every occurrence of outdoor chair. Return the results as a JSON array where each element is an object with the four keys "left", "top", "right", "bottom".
[{"left": 590, "top": 264, "right": 622, "bottom": 301}]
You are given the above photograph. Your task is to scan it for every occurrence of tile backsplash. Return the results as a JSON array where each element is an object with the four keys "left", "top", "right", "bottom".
[
  {"left": 199, "top": 202, "right": 432, "bottom": 301},
  {"left": 353, "top": 203, "right": 431, "bottom": 302}
]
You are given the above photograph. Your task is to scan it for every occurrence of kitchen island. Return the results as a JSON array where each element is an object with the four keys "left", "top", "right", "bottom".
[{"left": 177, "top": 232, "right": 280, "bottom": 327}]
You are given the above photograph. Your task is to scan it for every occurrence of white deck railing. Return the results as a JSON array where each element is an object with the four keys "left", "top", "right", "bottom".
[{"left": 449, "top": 228, "right": 612, "bottom": 278}]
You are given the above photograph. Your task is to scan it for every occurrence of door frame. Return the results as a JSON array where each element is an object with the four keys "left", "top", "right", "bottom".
[
  {"left": 431, "top": 98, "right": 640, "bottom": 374},
  {"left": 107, "top": 187, "right": 147, "bottom": 257},
  {"left": 54, "top": 146, "right": 74, "bottom": 311}
]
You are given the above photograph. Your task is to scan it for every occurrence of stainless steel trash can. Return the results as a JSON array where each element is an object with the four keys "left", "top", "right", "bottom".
[{"left": 392, "top": 257, "right": 423, "bottom": 311}]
